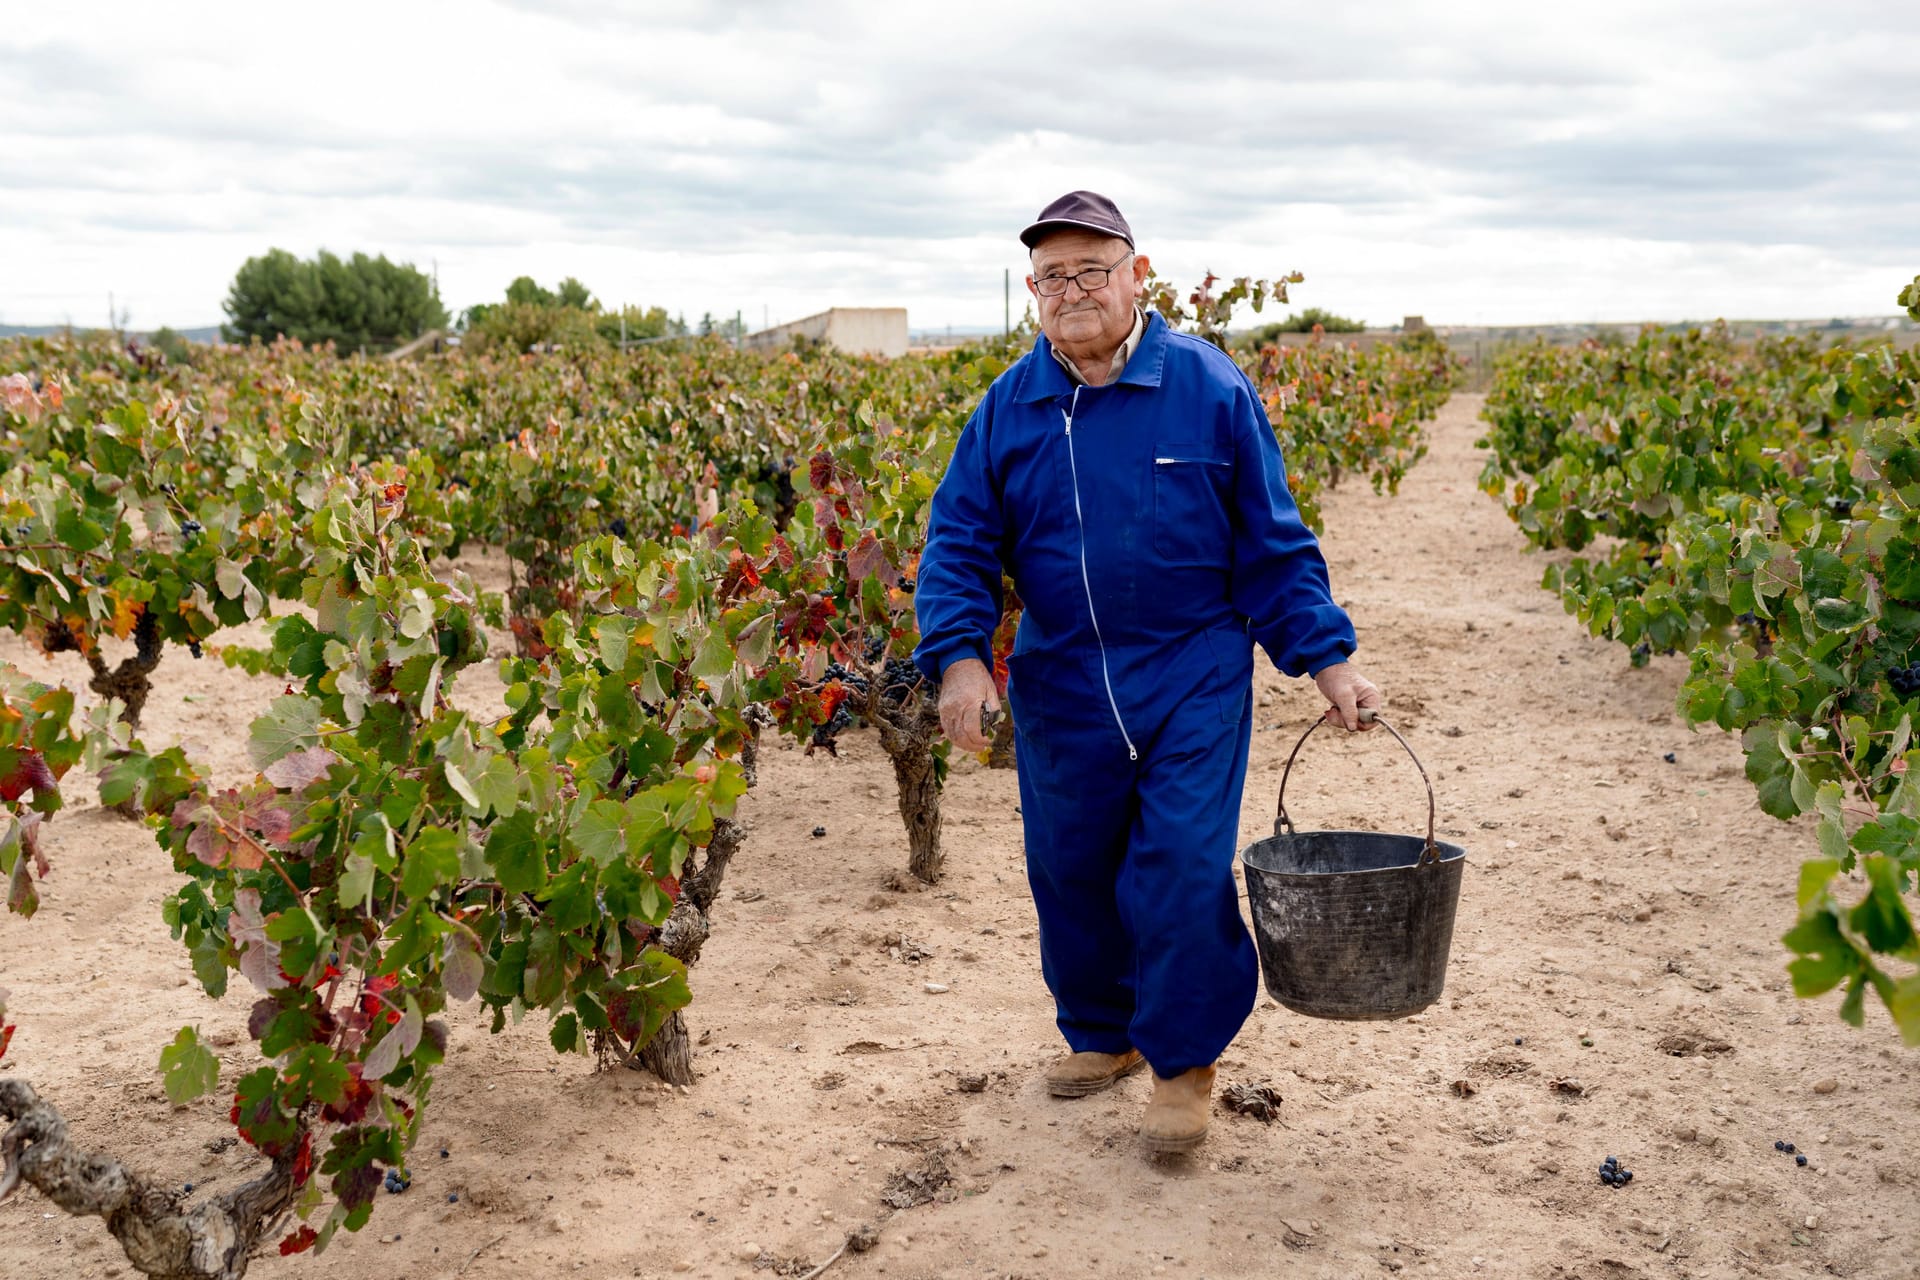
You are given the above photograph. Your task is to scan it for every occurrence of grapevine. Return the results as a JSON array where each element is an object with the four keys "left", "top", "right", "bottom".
[{"left": 1478, "top": 300, "right": 1920, "bottom": 1040}]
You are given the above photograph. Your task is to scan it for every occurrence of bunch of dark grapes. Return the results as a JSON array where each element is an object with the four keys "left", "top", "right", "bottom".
[
  {"left": 814, "top": 660, "right": 866, "bottom": 744},
  {"left": 807, "top": 656, "right": 926, "bottom": 751},
  {"left": 875, "top": 658, "right": 923, "bottom": 706},
  {"left": 1889, "top": 664, "right": 1920, "bottom": 698}
]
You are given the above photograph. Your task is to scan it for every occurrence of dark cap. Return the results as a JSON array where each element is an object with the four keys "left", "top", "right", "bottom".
[{"left": 1019, "top": 190, "right": 1134, "bottom": 251}]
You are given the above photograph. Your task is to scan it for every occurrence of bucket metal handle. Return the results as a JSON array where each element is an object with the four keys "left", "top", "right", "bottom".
[{"left": 1275, "top": 709, "right": 1442, "bottom": 865}]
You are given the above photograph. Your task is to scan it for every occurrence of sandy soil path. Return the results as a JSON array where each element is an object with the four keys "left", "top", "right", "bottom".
[{"left": 2, "top": 393, "right": 1915, "bottom": 1280}]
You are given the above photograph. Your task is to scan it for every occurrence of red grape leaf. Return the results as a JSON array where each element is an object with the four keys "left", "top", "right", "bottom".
[
  {"left": 8, "top": 858, "right": 36, "bottom": 918},
  {"left": 19, "top": 811, "right": 47, "bottom": 878},
  {"left": 0, "top": 747, "right": 57, "bottom": 804},
  {"left": 242, "top": 792, "right": 293, "bottom": 846},
  {"left": 278, "top": 1226, "right": 318, "bottom": 1256},
  {"left": 846, "top": 531, "right": 899, "bottom": 587},
  {"left": 5, "top": 814, "right": 46, "bottom": 918},
  {"left": 231, "top": 889, "right": 286, "bottom": 993},
  {"left": 808, "top": 452, "right": 836, "bottom": 493},
  {"left": 263, "top": 747, "right": 337, "bottom": 792}
]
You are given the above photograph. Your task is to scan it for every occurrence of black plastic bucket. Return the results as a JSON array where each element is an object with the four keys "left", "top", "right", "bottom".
[{"left": 1240, "top": 713, "right": 1466, "bottom": 1021}]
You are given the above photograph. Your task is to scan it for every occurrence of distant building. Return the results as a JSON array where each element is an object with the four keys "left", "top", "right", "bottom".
[{"left": 741, "top": 307, "right": 908, "bottom": 358}]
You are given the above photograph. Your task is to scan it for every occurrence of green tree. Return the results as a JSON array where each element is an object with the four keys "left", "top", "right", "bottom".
[
  {"left": 554, "top": 277, "right": 595, "bottom": 310},
  {"left": 462, "top": 277, "right": 685, "bottom": 351},
  {"left": 503, "top": 276, "right": 555, "bottom": 309},
  {"left": 1242, "top": 308, "right": 1367, "bottom": 347},
  {"left": 463, "top": 302, "right": 605, "bottom": 355},
  {"left": 222, "top": 249, "right": 448, "bottom": 352}
]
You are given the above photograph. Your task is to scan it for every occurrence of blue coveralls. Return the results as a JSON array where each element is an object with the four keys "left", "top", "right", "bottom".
[{"left": 913, "top": 312, "right": 1356, "bottom": 1077}]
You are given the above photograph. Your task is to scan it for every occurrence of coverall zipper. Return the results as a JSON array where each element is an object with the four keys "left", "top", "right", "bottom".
[{"left": 1061, "top": 385, "right": 1139, "bottom": 761}]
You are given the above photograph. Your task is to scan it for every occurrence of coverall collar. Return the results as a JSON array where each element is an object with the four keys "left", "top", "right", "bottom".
[{"left": 1016, "top": 309, "right": 1170, "bottom": 403}]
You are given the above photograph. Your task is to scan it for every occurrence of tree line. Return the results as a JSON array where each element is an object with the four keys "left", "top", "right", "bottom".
[{"left": 219, "top": 249, "right": 687, "bottom": 355}]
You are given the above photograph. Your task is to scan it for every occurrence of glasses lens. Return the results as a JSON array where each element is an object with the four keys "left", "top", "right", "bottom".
[
  {"left": 1078, "top": 269, "right": 1109, "bottom": 291},
  {"left": 1036, "top": 276, "right": 1068, "bottom": 296}
]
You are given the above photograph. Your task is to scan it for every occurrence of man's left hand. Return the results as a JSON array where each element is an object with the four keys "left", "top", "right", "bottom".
[{"left": 1312, "top": 662, "right": 1383, "bottom": 732}]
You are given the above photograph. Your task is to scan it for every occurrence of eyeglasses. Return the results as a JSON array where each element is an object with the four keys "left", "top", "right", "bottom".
[{"left": 1031, "top": 251, "right": 1133, "bottom": 297}]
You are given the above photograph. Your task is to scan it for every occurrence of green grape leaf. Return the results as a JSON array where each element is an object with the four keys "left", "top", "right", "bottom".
[
  {"left": 573, "top": 799, "right": 628, "bottom": 867},
  {"left": 1742, "top": 726, "right": 1800, "bottom": 819},
  {"left": 484, "top": 809, "right": 545, "bottom": 895},
  {"left": 400, "top": 827, "right": 461, "bottom": 901},
  {"left": 1782, "top": 909, "right": 1858, "bottom": 998},
  {"left": 691, "top": 630, "right": 734, "bottom": 682},
  {"left": 159, "top": 1025, "right": 219, "bottom": 1104},
  {"left": 475, "top": 753, "right": 520, "bottom": 818},
  {"left": 338, "top": 851, "right": 376, "bottom": 910},
  {"left": 249, "top": 696, "right": 323, "bottom": 770},
  {"left": 1889, "top": 973, "right": 1920, "bottom": 1046},
  {"left": 1850, "top": 856, "right": 1918, "bottom": 958}
]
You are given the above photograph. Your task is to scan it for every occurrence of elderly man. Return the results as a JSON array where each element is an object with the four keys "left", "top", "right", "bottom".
[{"left": 913, "top": 191, "right": 1381, "bottom": 1153}]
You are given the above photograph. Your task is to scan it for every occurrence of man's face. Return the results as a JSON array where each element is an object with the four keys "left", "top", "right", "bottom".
[{"left": 1026, "top": 230, "right": 1150, "bottom": 351}]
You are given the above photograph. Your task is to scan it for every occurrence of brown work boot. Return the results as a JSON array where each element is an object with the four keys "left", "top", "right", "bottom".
[
  {"left": 1044, "top": 1048, "right": 1145, "bottom": 1097},
  {"left": 1138, "top": 1065, "right": 1217, "bottom": 1153}
]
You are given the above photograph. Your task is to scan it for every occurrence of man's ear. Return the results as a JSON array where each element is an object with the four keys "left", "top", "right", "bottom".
[
  {"left": 1024, "top": 274, "right": 1040, "bottom": 299},
  {"left": 1132, "top": 253, "right": 1152, "bottom": 285}
]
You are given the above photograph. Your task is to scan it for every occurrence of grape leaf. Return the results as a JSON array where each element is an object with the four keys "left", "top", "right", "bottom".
[
  {"left": 474, "top": 753, "right": 520, "bottom": 818},
  {"left": 400, "top": 827, "right": 460, "bottom": 901},
  {"left": 484, "top": 810, "right": 544, "bottom": 895},
  {"left": 264, "top": 747, "right": 337, "bottom": 792},
  {"left": 159, "top": 1026, "right": 219, "bottom": 1104},
  {"left": 249, "top": 696, "right": 323, "bottom": 770},
  {"left": 846, "top": 530, "right": 899, "bottom": 586},
  {"left": 442, "top": 935, "right": 483, "bottom": 1002},
  {"left": 338, "top": 852, "right": 375, "bottom": 910},
  {"left": 573, "top": 799, "right": 628, "bottom": 867},
  {"left": 230, "top": 888, "right": 285, "bottom": 993}
]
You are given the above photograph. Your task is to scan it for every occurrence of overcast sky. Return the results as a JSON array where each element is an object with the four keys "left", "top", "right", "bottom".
[{"left": 3, "top": 0, "right": 1916, "bottom": 332}]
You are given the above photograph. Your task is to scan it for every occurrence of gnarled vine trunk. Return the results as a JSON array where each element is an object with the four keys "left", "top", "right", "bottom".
[
  {"left": 45, "top": 610, "right": 164, "bottom": 734},
  {"left": 631, "top": 723, "right": 761, "bottom": 1085},
  {"left": 44, "top": 611, "right": 165, "bottom": 817},
  {"left": 0, "top": 1078, "right": 299, "bottom": 1280},
  {"left": 868, "top": 688, "right": 944, "bottom": 885}
]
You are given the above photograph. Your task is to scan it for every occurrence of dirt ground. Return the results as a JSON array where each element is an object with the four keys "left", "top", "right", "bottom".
[{"left": 2, "top": 392, "right": 1917, "bottom": 1280}]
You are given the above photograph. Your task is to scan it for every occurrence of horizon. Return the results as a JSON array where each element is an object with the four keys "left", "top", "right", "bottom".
[{"left": 7, "top": 310, "right": 1917, "bottom": 344}]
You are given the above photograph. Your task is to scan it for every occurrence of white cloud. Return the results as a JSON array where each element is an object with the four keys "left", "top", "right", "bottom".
[{"left": 1, "top": 0, "right": 1916, "bottom": 330}]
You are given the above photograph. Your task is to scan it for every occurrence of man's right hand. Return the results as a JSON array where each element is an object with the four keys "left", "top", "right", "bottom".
[{"left": 937, "top": 658, "right": 1001, "bottom": 752}]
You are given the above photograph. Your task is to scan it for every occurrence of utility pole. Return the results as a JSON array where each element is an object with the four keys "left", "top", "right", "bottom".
[
  {"left": 620, "top": 306, "right": 627, "bottom": 349},
  {"left": 1003, "top": 269, "right": 1010, "bottom": 340}
]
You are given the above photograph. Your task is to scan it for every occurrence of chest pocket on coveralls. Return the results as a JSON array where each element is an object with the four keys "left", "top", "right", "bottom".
[{"left": 1151, "top": 442, "right": 1232, "bottom": 564}]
